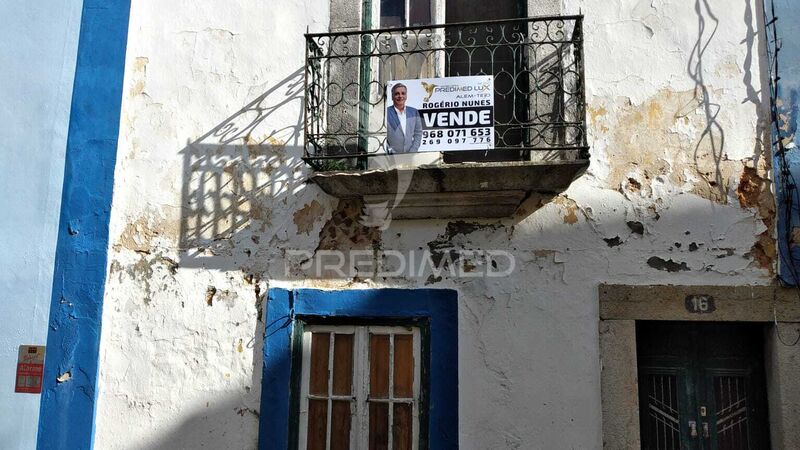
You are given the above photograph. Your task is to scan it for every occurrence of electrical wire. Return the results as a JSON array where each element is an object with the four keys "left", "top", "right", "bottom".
[{"left": 763, "top": 0, "right": 800, "bottom": 345}]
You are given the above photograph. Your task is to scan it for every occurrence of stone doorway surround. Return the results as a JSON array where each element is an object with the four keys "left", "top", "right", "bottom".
[{"left": 599, "top": 284, "right": 800, "bottom": 450}]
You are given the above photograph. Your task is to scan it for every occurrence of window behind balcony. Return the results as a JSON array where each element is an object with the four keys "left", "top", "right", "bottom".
[
  {"left": 380, "top": 0, "right": 431, "bottom": 27},
  {"left": 378, "top": 0, "right": 522, "bottom": 26},
  {"left": 377, "top": 0, "right": 528, "bottom": 163},
  {"left": 443, "top": 0, "right": 527, "bottom": 162}
]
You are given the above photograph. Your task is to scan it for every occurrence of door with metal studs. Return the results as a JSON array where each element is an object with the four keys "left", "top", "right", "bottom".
[{"left": 636, "top": 322, "right": 770, "bottom": 450}]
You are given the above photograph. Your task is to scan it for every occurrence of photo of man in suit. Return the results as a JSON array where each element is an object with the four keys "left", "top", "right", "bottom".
[{"left": 386, "top": 83, "right": 422, "bottom": 153}]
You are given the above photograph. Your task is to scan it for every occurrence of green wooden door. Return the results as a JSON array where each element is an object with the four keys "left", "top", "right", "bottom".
[{"left": 636, "top": 322, "right": 770, "bottom": 450}]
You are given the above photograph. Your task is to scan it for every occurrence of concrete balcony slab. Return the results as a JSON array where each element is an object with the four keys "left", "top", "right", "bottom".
[{"left": 308, "top": 160, "right": 589, "bottom": 219}]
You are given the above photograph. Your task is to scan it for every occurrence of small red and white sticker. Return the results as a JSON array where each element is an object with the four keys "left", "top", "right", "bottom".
[{"left": 15, "top": 345, "right": 45, "bottom": 394}]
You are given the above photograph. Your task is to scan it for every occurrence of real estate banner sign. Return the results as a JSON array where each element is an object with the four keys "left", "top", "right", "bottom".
[{"left": 385, "top": 76, "right": 495, "bottom": 153}]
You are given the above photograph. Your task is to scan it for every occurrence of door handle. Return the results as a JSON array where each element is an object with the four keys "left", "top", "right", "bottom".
[
  {"left": 689, "top": 420, "right": 698, "bottom": 438},
  {"left": 702, "top": 422, "right": 710, "bottom": 438}
]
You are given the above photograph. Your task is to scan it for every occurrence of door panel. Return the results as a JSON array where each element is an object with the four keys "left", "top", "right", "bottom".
[
  {"left": 639, "top": 369, "right": 686, "bottom": 450},
  {"left": 711, "top": 373, "right": 751, "bottom": 450},
  {"left": 636, "top": 322, "right": 769, "bottom": 450}
]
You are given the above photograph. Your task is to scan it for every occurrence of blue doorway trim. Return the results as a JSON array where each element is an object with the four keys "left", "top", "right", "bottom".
[
  {"left": 37, "top": 0, "right": 132, "bottom": 448},
  {"left": 259, "top": 288, "right": 459, "bottom": 449}
]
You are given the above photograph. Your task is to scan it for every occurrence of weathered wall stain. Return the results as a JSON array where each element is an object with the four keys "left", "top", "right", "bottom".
[
  {"left": 626, "top": 221, "right": 645, "bottom": 235},
  {"left": 587, "top": 86, "right": 775, "bottom": 271},
  {"left": 748, "top": 233, "right": 776, "bottom": 272},
  {"left": 426, "top": 221, "right": 511, "bottom": 277},
  {"left": 553, "top": 196, "right": 580, "bottom": 224},
  {"left": 593, "top": 89, "right": 754, "bottom": 204},
  {"left": 108, "top": 251, "right": 182, "bottom": 307},
  {"left": 205, "top": 286, "right": 217, "bottom": 306},
  {"left": 316, "top": 199, "right": 382, "bottom": 252},
  {"left": 293, "top": 200, "right": 324, "bottom": 235},
  {"left": 129, "top": 56, "right": 149, "bottom": 97},
  {"left": 130, "top": 256, "right": 155, "bottom": 305},
  {"left": 647, "top": 256, "right": 690, "bottom": 272},
  {"left": 736, "top": 165, "right": 776, "bottom": 272},
  {"left": 115, "top": 217, "right": 161, "bottom": 253}
]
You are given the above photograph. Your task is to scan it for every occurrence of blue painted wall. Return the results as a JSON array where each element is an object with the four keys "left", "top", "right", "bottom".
[
  {"left": 769, "top": 0, "right": 800, "bottom": 284},
  {"left": 0, "top": 1, "right": 83, "bottom": 449},
  {"left": 36, "top": 0, "right": 132, "bottom": 449}
]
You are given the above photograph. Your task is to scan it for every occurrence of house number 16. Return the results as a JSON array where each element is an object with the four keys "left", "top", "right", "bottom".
[{"left": 684, "top": 295, "right": 716, "bottom": 314}]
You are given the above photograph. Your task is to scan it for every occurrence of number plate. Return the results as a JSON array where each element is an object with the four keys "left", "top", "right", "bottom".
[{"left": 684, "top": 295, "right": 716, "bottom": 314}]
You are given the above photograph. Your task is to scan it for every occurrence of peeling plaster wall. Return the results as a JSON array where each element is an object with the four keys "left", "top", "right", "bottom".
[
  {"left": 0, "top": 1, "right": 83, "bottom": 448},
  {"left": 95, "top": 1, "right": 775, "bottom": 448}
]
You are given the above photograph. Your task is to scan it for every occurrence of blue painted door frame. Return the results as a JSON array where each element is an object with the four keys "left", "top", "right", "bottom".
[{"left": 260, "top": 288, "right": 459, "bottom": 450}]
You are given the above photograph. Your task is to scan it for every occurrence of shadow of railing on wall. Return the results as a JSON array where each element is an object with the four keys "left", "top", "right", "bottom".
[{"left": 178, "top": 68, "right": 308, "bottom": 270}]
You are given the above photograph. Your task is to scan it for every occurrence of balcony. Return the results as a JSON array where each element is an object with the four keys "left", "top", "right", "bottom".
[{"left": 304, "top": 15, "right": 589, "bottom": 219}]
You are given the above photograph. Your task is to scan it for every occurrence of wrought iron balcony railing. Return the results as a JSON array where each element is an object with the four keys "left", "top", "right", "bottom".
[{"left": 304, "top": 15, "right": 588, "bottom": 171}]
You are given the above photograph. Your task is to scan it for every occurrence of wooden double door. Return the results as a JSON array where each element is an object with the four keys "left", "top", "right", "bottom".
[{"left": 636, "top": 322, "right": 770, "bottom": 450}]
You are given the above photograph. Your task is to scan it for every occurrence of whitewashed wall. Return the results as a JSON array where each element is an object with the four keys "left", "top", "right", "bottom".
[{"left": 94, "top": 0, "right": 773, "bottom": 448}]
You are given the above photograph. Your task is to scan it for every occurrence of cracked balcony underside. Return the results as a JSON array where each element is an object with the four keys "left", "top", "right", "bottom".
[{"left": 308, "top": 160, "right": 590, "bottom": 219}]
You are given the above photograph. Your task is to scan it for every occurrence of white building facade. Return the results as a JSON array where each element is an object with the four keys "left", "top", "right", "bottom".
[{"left": 17, "top": 0, "right": 800, "bottom": 449}]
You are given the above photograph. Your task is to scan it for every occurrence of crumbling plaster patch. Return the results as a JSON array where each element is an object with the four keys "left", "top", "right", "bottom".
[
  {"left": 571, "top": 0, "right": 774, "bottom": 274},
  {"left": 587, "top": 89, "right": 767, "bottom": 205},
  {"left": 583, "top": 91, "right": 776, "bottom": 270},
  {"left": 114, "top": 213, "right": 180, "bottom": 254},
  {"left": 315, "top": 199, "right": 379, "bottom": 251},
  {"left": 101, "top": 246, "right": 263, "bottom": 447}
]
